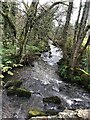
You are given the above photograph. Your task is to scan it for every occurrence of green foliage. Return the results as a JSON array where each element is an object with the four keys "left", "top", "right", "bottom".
[
  {"left": 59, "top": 60, "right": 71, "bottom": 80},
  {"left": 59, "top": 64, "right": 69, "bottom": 79},
  {"left": 0, "top": 62, "right": 23, "bottom": 78},
  {"left": 0, "top": 41, "right": 23, "bottom": 78},
  {"left": 82, "top": 58, "right": 88, "bottom": 66},
  {"left": 79, "top": 46, "right": 90, "bottom": 73},
  {"left": 29, "top": 46, "right": 41, "bottom": 52},
  {"left": 0, "top": 46, "right": 23, "bottom": 78},
  {"left": 59, "top": 59, "right": 90, "bottom": 91},
  {"left": 0, "top": 74, "right": 4, "bottom": 78},
  {"left": 26, "top": 40, "right": 49, "bottom": 56},
  {"left": 2, "top": 66, "right": 12, "bottom": 72},
  {"left": 73, "top": 76, "right": 81, "bottom": 82}
]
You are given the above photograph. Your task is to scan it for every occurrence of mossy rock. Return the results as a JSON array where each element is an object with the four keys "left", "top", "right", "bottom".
[
  {"left": 7, "top": 87, "right": 31, "bottom": 98},
  {"left": 28, "top": 108, "right": 46, "bottom": 118},
  {"left": 7, "top": 86, "right": 16, "bottom": 96},
  {"left": 15, "top": 88, "right": 31, "bottom": 98},
  {"left": 43, "top": 96, "right": 61, "bottom": 104},
  {"left": 5, "top": 80, "right": 22, "bottom": 89}
]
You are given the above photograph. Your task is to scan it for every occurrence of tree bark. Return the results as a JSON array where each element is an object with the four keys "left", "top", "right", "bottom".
[
  {"left": 61, "top": 2, "right": 73, "bottom": 58},
  {"left": 73, "top": 0, "right": 82, "bottom": 45},
  {"left": 71, "top": 1, "right": 90, "bottom": 70}
]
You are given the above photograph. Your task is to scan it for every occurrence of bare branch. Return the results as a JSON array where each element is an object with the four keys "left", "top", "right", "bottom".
[
  {"left": 37, "top": 1, "right": 68, "bottom": 20},
  {"left": 0, "top": 10, "right": 16, "bottom": 38}
]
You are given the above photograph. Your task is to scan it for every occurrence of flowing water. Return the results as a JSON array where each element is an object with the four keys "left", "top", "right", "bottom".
[{"left": 2, "top": 40, "right": 90, "bottom": 119}]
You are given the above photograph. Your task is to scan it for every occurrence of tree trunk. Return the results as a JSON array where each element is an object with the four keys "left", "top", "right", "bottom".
[
  {"left": 61, "top": 2, "right": 73, "bottom": 58},
  {"left": 71, "top": 1, "right": 90, "bottom": 70},
  {"left": 73, "top": 0, "right": 82, "bottom": 46}
]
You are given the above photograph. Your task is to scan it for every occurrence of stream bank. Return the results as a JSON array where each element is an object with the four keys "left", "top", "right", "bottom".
[
  {"left": 2, "top": 40, "right": 90, "bottom": 119},
  {"left": 30, "top": 109, "right": 90, "bottom": 120}
]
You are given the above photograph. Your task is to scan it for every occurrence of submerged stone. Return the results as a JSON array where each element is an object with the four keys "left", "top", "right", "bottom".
[
  {"left": 43, "top": 96, "right": 61, "bottom": 104},
  {"left": 15, "top": 88, "right": 31, "bottom": 98},
  {"left": 5, "top": 80, "right": 22, "bottom": 89},
  {"left": 28, "top": 108, "right": 46, "bottom": 118}
]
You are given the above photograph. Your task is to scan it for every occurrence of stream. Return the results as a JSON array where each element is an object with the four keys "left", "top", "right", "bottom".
[{"left": 2, "top": 40, "right": 90, "bottom": 119}]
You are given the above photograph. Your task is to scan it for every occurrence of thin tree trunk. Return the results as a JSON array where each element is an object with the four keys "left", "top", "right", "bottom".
[
  {"left": 71, "top": 1, "right": 90, "bottom": 70},
  {"left": 79, "top": 30, "right": 90, "bottom": 57},
  {"left": 73, "top": 0, "right": 82, "bottom": 45},
  {"left": 61, "top": 2, "right": 73, "bottom": 58},
  {"left": 70, "top": 0, "right": 82, "bottom": 66}
]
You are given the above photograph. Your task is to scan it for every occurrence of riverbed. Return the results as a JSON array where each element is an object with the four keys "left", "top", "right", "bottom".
[{"left": 2, "top": 40, "right": 90, "bottom": 119}]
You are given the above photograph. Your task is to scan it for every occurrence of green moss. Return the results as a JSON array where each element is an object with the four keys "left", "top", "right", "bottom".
[
  {"left": 43, "top": 96, "right": 61, "bottom": 104},
  {"left": 28, "top": 108, "right": 46, "bottom": 118},
  {"left": 5, "top": 80, "right": 22, "bottom": 89},
  {"left": 15, "top": 88, "right": 31, "bottom": 98},
  {"left": 7, "top": 86, "right": 16, "bottom": 96}
]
